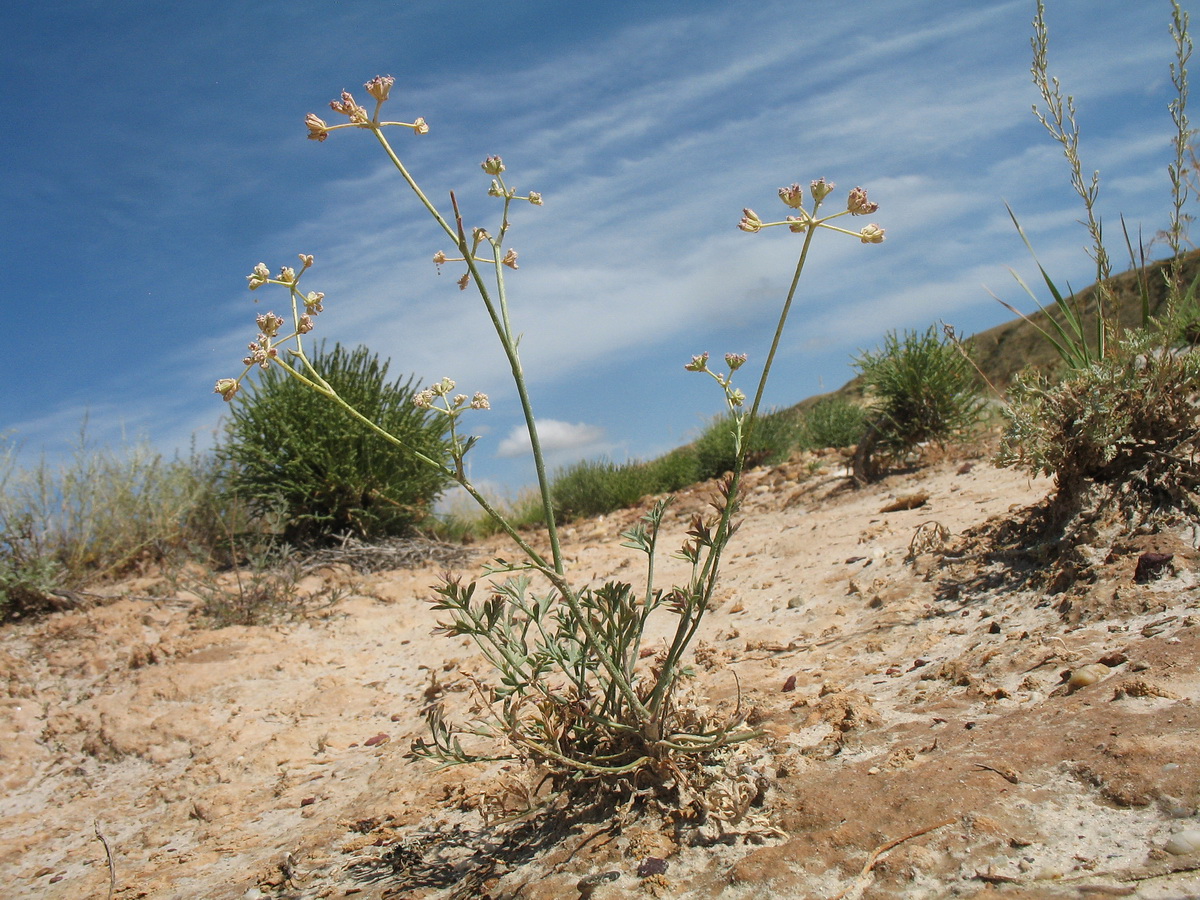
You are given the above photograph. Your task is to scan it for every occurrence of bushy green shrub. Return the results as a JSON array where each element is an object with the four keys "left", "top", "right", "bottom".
[
  {"left": 220, "top": 343, "right": 452, "bottom": 543},
  {"left": 692, "top": 408, "right": 803, "bottom": 481},
  {"left": 551, "top": 458, "right": 658, "bottom": 520},
  {"left": 998, "top": 332, "right": 1200, "bottom": 517},
  {"left": 800, "top": 396, "right": 868, "bottom": 449},
  {"left": 644, "top": 446, "right": 701, "bottom": 492},
  {"left": 852, "top": 326, "right": 983, "bottom": 481},
  {"left": 543, "top": 448, "right": 703, "bottom": 524}
]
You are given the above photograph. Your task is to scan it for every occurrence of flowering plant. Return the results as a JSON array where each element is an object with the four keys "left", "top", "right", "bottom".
[{"left": 217, "top": 75, "right": 884, "bottom": 795}]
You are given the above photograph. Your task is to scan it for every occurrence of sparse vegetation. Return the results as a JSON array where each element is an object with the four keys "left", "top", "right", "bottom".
[
  {"left": 0, "top": 431, "right": 229, "bottom": 619},
  {"left": 549, "top": 457, "right": 660, "bottom": 521},
  {"left": 799, "top": 396, "right": 869, "bottom": 450},
  {"left": 851, "top": 326, "right": 984, "bottom": 483},
  {"left": 998, "top": 330, "right": 1200, "bottom": 524},
  {"left": 994, "top": 0, "right": 1200, "bottom": 542},
  {"left": 692, "top": 408, "right": 804, "bottom": 482}
]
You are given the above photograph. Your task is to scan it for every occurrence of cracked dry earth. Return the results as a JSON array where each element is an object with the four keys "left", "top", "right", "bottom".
[{"left": 3, "top": 449, "right": 1200, "bottom": 900}]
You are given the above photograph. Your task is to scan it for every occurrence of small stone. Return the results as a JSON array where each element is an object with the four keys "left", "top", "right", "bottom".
[
  {"left": 1134, "top": 552, "right": 1174, "bottom": 584},
  {"left": 1165, "top": 830, "right": 1200, "bottom": 855},
  {"left": 637, "top": 857, "right": 669, "bottom": 877},
  {"left": 1067, "top": 663, "right": 1111, "bottom": 691}
]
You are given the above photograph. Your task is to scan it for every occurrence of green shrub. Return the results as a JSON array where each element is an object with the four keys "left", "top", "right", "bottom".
[
  {"left": 220, "top": 343, "right": 452, "bottom": 544},
  {"left": 551, "top": 458, "right": 658, "bottom": 520},
  {"left": 644, "top": 446, "right": 701, "bottom": 493},
  {"left": 852, "top": 326, "right": 983, "bottom": 481},
  {"left": 800, "top": 396, "right": 868, "bottom": 449},
  {"left": 997, "top": 331, "right": 1200, "bottom": 517},
  {"left": 692, "top": 408, "right": 803, "bottom": 481}
]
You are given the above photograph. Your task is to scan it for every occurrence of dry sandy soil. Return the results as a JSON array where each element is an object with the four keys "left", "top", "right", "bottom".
[{"left": 3, "top": 449, "right": 1200, "bottom": 900}]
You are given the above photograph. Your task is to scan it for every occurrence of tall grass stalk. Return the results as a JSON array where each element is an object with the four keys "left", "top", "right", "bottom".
[{"left": 1001, "top": 1, "right": 1198, "bottom": 368}]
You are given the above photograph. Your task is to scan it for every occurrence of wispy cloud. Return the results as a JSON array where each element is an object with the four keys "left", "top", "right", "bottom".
[
  {"left": 4, "top": 0, "right": 1191, "bottom": 491},
  {"left": 496, "top": 419, "right": 608, "bottom": 460}
]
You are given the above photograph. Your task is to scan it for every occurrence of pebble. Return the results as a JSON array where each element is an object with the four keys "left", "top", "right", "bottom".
[
  {"left": 1165, "top": 830, "right": 1200, "bottom": 855},
  {"left": 1067, "top": 663, "right": 1111, "bottom": 690}
]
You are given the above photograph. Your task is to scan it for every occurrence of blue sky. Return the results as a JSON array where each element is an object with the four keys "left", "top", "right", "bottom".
[{"left": 2, "top": 0, "right": 1194, "bottom": 495}]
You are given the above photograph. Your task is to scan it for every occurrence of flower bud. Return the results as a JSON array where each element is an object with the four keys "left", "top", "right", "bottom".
[
  {"left": 297, "top": 315, "right": 314, "bottom": 334},
  {"left": 330, "top": 91, "right": 368, "bottom": 125},
  {"left": 778, "top": 183, "right": 805, "bottom": 209},
  {"left": 432, "top": 250, "right": 447, "bottom": 266},
  {"left": 305, "top": 113, "right": 329, "bottom": 142},
  {"left": 277, "top": 266, "right": 296, "bottom": 284},
  {"left": 452, "top": 393, "right": 468, "bottom": 407},
  {"left": 481, "top": 156, "right": 505, "bottom": 175},
  {"left": 488, "top": 180, "right": 504, "bottom": 197},
  {"left": 471, "top": 392, "right": 490, "bottom": 410},
  {"left": 256, "top": 312, "right": 284, "bottom": 337},
  {"left": 859, "top": 224, "right": 886, "bottom": 244},
  {"left": 725, "top": 352, "right": 748, "bottom": 371},
  {"left": 298, "top": 253, "right": 314, "bottom": 268},
  {"left": 809, "top": 178, "right": 835, "bottom": 203},
  {"left": 412, "top": 117, "right": 429, "bottom": 135},
  {"left": 527, "top": 191, "right": 543, "bottom": 205},
  {"left": 304, "top": 291, "right": 324, "bottom": 314},
  {"left": 364, "top": 75, "right": 394, "bottom": 103},
  {"left": 243, "top": 340, "right": 278, "bottom": 369},
  {"left": 684, "top": 352, "right": 710, "bottom": 372},
  {"left": 412, "top": 389, "right": 435, "bottom": 409},
  {"left": 436, "top": 377, "right": 456, "bottom": 395},
  {"left": 729, "top": 388, "right": 746, "bottom": 407},
  {"left": 501, "top": 249, "right": 519, "bottom": 269},
  {"left": 847, "top": 186, "right": 878, "bottom": 216},
  {"left": 786, "top": 215, "right": 808, "bottom": 233},
  {"left": 457, "top": 273, "right": 471, "bottom": 291},
  {"left": 246, "top": 262, "right": 271, "bottom": 290},
  {"left": 737, "top": 208, "right": 762, "bottom": 233},
  {"left": 214, "top": 378, "right": 240, "bottom": 402}
]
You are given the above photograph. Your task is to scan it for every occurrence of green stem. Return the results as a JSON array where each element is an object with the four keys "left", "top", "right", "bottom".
[
  {"left": 449, "top": 197, "right": 566, "bottom": 577},
  {"left": 369, "top": 124, "right": 567, "bottom": 575},
  {"left": 646, "top": 222, "right": 820, "bottom": 723},
  {"left": 370, "top": 128, "right": 458, "bottom": 243}
]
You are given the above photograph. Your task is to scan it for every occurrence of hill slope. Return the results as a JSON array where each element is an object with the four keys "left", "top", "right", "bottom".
[
  {"left": 3, "top": 451, "right": 1199, "bottom": 898},
  {"left": 791, "top": 248, "right": 1200, "bottom": 413}
]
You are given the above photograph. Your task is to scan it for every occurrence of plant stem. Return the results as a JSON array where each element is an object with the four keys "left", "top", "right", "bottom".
[{"left": 646, "top": 223, "right": 819, "bottom": 724}]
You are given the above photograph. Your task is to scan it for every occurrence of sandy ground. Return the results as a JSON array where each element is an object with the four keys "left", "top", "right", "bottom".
[{"left": 3, "top": 448, "right": 1200, "bottom": 900}]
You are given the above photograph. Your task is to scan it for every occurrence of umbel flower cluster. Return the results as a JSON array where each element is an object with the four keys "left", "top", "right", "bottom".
[
  {"left": 736, "top": 179, "right": 884, "bottom": 242},
  {"left": 213, "top": 255, "right": 328, "bottom": 402}
]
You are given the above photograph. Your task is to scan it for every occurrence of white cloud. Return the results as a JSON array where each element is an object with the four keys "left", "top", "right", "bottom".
[
  {"left": 496, "top": 420, "right": 606, "bottom": 459},
  {"left": 6, "top": 0, "right": 1186, "bottom": 493}
]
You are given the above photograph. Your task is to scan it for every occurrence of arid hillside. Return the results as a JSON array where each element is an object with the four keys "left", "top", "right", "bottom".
[{"left": 3, "top": 445, "right": 1199, "bottom": 899}]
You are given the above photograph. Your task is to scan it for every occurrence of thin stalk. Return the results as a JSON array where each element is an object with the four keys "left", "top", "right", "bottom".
[
  {"left": 646, "top": 222, "right": 820, "bottom": 724},
  {"left": 447, "top": 194, "right": 567, "bottom": 577},
  {"left": 370, "top": 128, "right": 458, "bottom": 243}
]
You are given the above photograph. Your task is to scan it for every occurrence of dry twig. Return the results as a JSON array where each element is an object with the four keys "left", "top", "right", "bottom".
[
  {"left": 830, "top": 818, "right": 956, "bottom": 900},
  {"left": 94, "top": 819, "right": 116, "bottom": 900}
]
